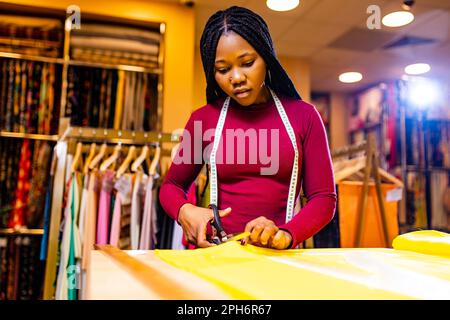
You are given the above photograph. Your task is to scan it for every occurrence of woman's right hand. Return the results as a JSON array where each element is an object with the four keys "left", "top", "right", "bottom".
[{"left": 178, "top": 203, "right": 232, "bottom": 248}]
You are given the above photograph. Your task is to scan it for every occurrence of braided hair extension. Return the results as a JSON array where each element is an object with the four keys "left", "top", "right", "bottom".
[{"left": 199, "top": 6, "right": 301, "bottom": 104}]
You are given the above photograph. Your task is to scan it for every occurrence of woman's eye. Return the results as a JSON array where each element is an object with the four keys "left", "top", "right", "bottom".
[
  {"left": 243, "top": 61, "right": 254, "bottom": 67},
  {"left": 217, "top": 68, "right": 229, "bottom": 74}
]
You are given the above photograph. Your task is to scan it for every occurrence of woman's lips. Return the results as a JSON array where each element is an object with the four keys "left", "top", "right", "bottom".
[{"left": 234, "top": 89, "right": 252, "bottom": 98}]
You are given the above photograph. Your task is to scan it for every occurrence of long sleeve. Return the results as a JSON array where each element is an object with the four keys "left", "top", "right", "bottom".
[
  {"left": 159, "top": 111, "right": 204, "bottom": 222},
  {"left": 279, "top": 106, "right": 337, "bottom": 248}
]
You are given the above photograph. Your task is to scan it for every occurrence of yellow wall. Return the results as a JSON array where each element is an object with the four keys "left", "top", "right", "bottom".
[
  {"left": 4, "top": 0, "right": 196, "bottom": 133},
  {"left": 330, "top": 92, "right": 349, "bottom": 150},
  {"left": 192, "top": 45, "right": 207, "bottom": 110}
]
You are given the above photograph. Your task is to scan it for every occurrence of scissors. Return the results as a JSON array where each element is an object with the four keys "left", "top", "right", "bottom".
[
  {"left": 208, "top": 204, "right": 230, "bottom": 244},
  {"left": 208, "top": 204, "right": 250, "bottom": 245}
]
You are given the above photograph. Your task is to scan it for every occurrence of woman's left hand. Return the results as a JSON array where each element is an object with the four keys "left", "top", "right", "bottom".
[{"left": 242, "top": 216, "right": 292, "bottom": 249}]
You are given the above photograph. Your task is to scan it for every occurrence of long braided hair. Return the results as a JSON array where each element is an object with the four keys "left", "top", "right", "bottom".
[{"left": 200, "top": 6, "right": 301, "bottom": 104}]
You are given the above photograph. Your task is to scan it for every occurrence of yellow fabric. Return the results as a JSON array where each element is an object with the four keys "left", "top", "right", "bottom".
[
  {"left": 393, "top": 230, "right": 450, "bottom": 258},
  {"left": 155, "top": 238, "right": 450, "bottom": 300}
]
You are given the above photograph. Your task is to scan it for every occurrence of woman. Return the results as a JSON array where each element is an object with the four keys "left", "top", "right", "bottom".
[{"left": 160, "top": 6, "right": 336, "bottom": 249}]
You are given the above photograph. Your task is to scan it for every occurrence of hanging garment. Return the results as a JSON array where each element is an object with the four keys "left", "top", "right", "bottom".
[
  {"left": 109, "top": 194, "right": 122, "bottom": 247},
  {"left": 130, "top": 171, "right": 147, "bottom": 250},
  {"left": 67, "top": 172, "right": 82, "bottom": 300},
  {"left": 55, "top": 170, "right": 74, "bottom": 300},
  {"left": 114, "top": 173, "right": 133, "bottom": 249},
  {"left": 80, "top": 171, "right": 100, "bottom": 300},
  {"left": 81, "top": 171, "right": 99, "bottom": 271},
  {"left": 96, "top": 170, "right": 114, "bottom": 245},
  {"left": 139, "top": 173, "right": 160, "bottom": 250},
  {"left": 78, "top": 174, "right": 89, "bottom": 245}
]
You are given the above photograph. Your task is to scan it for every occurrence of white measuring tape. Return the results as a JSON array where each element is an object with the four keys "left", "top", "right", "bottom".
[{"left": 209, "top": 89, "right": 299, "bottom": 223}]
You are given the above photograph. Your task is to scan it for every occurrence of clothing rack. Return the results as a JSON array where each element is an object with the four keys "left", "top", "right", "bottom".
[
  {"left": 331, "top": 132, "right": 391, "bottom": 248},
  {"left": 42, "top": 127, "right": 179, "bottom": 300}
]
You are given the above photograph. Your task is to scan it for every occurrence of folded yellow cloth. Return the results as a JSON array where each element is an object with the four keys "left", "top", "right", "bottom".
[{"left": 392, "top": 230, "right": 450, "bottom": 258}]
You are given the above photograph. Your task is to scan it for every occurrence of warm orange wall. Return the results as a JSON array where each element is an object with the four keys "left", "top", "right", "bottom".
[
  {"left": 192, "top": 45, "right": 206, "bottom": 111},
  {"left": 4, "top": 0, "right": 196, "bottom": 133},
  {"left": 330, "top": 92, "right": 349, "bottom": 150},
  {"left": 279, "top": 56, "right": 311, "bottom": 103}
]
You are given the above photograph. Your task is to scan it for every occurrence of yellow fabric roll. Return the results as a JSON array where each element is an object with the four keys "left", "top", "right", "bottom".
[
  {"left": 392, "top": 230, "right": 450, "bottom": 258},
  {"left": 156, "top": 239, "right": 450, "bottom": 299}
]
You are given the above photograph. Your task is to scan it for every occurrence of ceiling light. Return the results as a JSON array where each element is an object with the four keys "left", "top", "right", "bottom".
[
  {"left": 266, "top": 0, "right": 299, "bottom": 12},
  {"left": 382, "top": 11, "right": 414, "bottom": 27},
  {"left": 405, "top": 63, "right": 431, "bottom": 75},
  {"left": 339, "top": 72, "right": 363, "bottom": 83}
]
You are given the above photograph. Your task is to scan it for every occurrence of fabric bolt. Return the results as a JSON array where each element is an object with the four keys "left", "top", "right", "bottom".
[
  {"left": 8, "top": 139, "right": 32, "bottom": 228},
  {"left": 155, "top": 235, "right": 450, "bottom": 300},
  {"left": 27, "top": 141, "right": 52, "bottom": 228}
]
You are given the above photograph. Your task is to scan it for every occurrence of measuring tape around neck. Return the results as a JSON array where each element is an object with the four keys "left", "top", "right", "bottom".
[{"left": 209, "top": 89, "right": 299, "bottom": 223}]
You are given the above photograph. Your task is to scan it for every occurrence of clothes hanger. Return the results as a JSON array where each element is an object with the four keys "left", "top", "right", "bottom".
[
  {"left": 116, "top": 145, "right": 136, "bottom": 178},
  {"left": 70, "top": 142, "right": 83, "bottom": 173},
  {"left": 89, "top": 143, "right": 107, "bottom": 170},
  {"left": 149, "top": 143, "right": 161, "bottom": 176},
  {"left": 83, "top": 143, "right": 97, "bottom": 174},
  {"left": 131, "top": 145, "right": 149, "bottom": 172},
  {"left": 100, "top": 143, "right": 122, "bottom": 172}
]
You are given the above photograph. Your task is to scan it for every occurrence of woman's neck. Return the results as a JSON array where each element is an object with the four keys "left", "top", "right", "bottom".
[{"left": 253, "top": 85, "right": 271, "bottom": 105}]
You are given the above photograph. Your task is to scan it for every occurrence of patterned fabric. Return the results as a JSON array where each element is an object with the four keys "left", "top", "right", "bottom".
[{"left": 8, "top": 139, "right": 32, "bottom": 228}]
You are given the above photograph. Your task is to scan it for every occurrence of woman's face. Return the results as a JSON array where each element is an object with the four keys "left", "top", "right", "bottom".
[{"left": 214, "top": 31, "right": 269, "bottom": 106}]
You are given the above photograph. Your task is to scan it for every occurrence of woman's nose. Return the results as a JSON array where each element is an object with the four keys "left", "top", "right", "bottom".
[{"left": 230, "top": 68, "right": 246, "bottom": 84}]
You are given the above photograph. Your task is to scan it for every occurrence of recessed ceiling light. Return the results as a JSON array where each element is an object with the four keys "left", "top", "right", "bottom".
[
  {"left": 405, "top": 63, "right": 431, "bottom": 75},
  {"left": 382, "top": 11, "right": 414, "bottom": 27},
  {"left": 266, "top": 0, "right": 299, "bottom": 12},
  {"left": 339, "top": 72, "right": 363, "bottom": 83}
]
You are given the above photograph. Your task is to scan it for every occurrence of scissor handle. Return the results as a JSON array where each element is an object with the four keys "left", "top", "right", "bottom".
[
  {"left": 208, "top": 204, "right": 224, "bottom": 232},
  {"left": 208, "top": 204, "right": 227, "bottom": 239}
]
